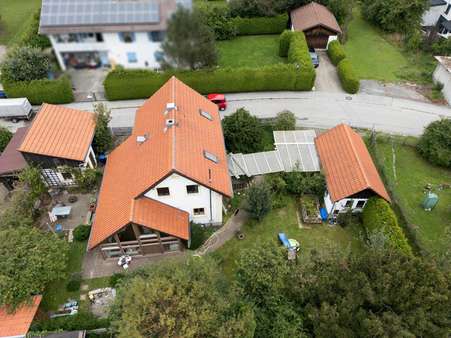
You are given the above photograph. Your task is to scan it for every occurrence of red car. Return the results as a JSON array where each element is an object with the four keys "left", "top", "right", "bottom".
[{"left": 207, "top": 93, "right": 227, "bottom": 111}]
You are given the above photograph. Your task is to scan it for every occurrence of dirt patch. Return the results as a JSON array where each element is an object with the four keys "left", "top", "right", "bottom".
[{"left": 360, "top": 80, "right": 430, "bottom": 102}]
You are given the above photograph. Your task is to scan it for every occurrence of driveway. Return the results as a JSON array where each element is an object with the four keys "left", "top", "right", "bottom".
[
  {"left": 68, "top": 68, "right": 108, "bottom": 102},
  {"left": 314, "top": 51, "right": 343, "bottom": 93}
]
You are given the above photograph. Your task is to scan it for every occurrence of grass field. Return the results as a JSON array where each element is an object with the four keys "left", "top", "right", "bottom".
[
  {"left": 0, "top": 0, "right": 41, "bottom": 45},
  {"left": 374, "top": 140, "right": 451, "bottom": 255},
  {"left": 217, "top": 35, "right": 285, "bottom": 68},
  {"left": 214, "top": 196, "right": 363, "bottom": 279}
]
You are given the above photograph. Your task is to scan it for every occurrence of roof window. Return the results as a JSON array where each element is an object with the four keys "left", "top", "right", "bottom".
[
  {"left": 204, "top": 150, "right": 219, "bottom": 163},
  {"left": 199, "top": 109, "right": 213, "bottom": 121}
]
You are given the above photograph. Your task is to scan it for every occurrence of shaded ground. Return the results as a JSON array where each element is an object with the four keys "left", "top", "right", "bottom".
[{"left": 314, "top": 51, "right": 343, "bottom": 93}]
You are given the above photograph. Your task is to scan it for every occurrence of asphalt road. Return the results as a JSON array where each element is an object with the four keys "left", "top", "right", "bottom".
[{"left": 3, "top": 91, "right": 450, "bottom": 136}]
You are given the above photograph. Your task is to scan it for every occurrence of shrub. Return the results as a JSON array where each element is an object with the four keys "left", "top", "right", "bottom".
[
  {"left": 245, "top": 181, "right": 272, "bottom": 220},
  {"left": 287, "top": 32, "right": 316, "bottom": 90},
  {"left": 66, "top": 273, "right": 82, "bottom": 292},
  {"left": 416, "top": 119, "right": 451, "bottom": 168},
  {"left": 279, "top": 30, "right": 294, "bottom": 57},
  {"left": 190, "top": 223, "right": 215, "bottom": 250},
  {"left": 232, "top": 14, "right": 288, "bottom": 35},
  {"left": 93, "top": 103, "right": 113, "bottom": 154},
  {"left": 2, "top": 75, "right": 74, "bottom": 104},
  {"left": 110, "top": 273, "right": 125, "bottom": 287},
  {"left": 362, "top": 197, "right": 412, "bottom": 255},
  {"left": 0, "top": 46, "right": 49, "bottom": 82},
  {"left": 73, "top": 224, "right": 91, "bottom": 241},
  {"left": 197, "top": 3, "right": 238, "bottom": 40},
  {"left": 0, "top": 127, "right": 12, "bottom": 152},
  {"left": 31, "top": 312, "right": 110, "bottom": 332},
  {"left": 274, "top": 110, "right": 296, "bottom": 130},
  {"left": 14, "top": 9, "right": 51, "bottom": 49},
  {"left": 327, "top": 40, "right": 346, "bottom": 66},
  {"left": 337, "top": 58, "right": 359, "bottom": 94},
  {"left": 72, "top": 168, "right": 102, "bottom": 193},
  {"left": 282, "top": 171, "right": 326, "bottom": 197},
  {"left": 229, "top": 0, "right": 286, "bottom": 17}
]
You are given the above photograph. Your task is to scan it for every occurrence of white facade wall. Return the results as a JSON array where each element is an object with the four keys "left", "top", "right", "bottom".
[
  {"left": 144, "top": 173, "right": 223, "bottom": 225},
  {"left": 433, "top": 63, "right": 451, "bottom": 105},
  {"left": 323, "top": 192, "right": 368, "bottom": 217},
  {"left": 422, "top": 4, "right": 447, "bottom": 26},
  {"left": 49, "top": 32, "right": 162, "bottom": 71}
]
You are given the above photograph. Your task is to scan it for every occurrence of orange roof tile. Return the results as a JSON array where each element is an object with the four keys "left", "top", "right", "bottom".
[
  {"left": 291, "top": 2, "right": 342, "bottom": 34},
  {"left": 19, "top": 104, "right": 95, "bottom": 162},
  {"left": 88, "top": 77, "right": 231, "bottom": 249},
  {"left": 0, "top": 295, "right": 42, "bottom": 338},
  {"left": 315, "top": 124, "right": 391, "bottom": 202}
]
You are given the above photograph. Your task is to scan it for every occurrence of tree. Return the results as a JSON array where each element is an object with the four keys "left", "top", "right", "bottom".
[
  {"left": 361, "top": 0, "right": 428, "bottom": 34},
  {"left": 222, "top": 108, "right": 264, "bottom": 153},
  {"left": 417, "top": 118, "right": 451, "bottom": 168},
  {"left": 111, "top": 257, "right": 255, "bottom": 338},
  {"left": 282, "top": 170, "right": 326, "bottom": 196},
  {"left": 245, "top": 181, "right": 273, "bottom": 220},
  {"left": 197, "top": 3, "right": 238, "bottom": 40},
  {"left": 0, "top": 127, "right": 12, "bottom": 152},
  {"left": 0, "top": 227, "right": 68, "bottom": 309},
  {"left": 0, "top": 186, "right": 36, "bottom": 228},
  {"left": 92, "top": 103, "right": 113, "bottom": 154},
  {"left": 18, "top": 166, "right": 46, "bottom": 200},
  {"left": 274, "top": 110, "right": 296, "bottom": 130},
  {"left": 0, "top": 46, "right": 49, "bottom": 83},
  {"left": 162, "top": 7, "right": 218, "bottom": 70}
]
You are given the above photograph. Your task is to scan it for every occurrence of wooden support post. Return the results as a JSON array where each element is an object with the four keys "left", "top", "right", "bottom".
[
  {"left": 131, "top": 224, "right": 143, "bottom": 254},
  {"left": 156, "top": 231, "right": 164, "bottom": 253},
  {"left": 114, "top": 233, "right": 125, "bottom": 255}
]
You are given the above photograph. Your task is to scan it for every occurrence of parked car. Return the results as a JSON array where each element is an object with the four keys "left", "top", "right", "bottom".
[
  {"left": 0, "top": 90, "right": 7, "bottom": 99},
  {"left": 309, "top": 47, "right": 319, "bottom": 68},
  {"left": 207, "top": 93, "right": 227, "bottom": 111},
  {"left": 0, "top": 98, "right": 34, "bottom": 122}
]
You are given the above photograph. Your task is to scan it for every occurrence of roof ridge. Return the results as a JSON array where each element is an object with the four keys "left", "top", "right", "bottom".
[
  {"left": 342, "top": 124, "right": 371, "bottom": 189},
  {"left": 171, "top": 76, "right": 177, "bottom": 169}
]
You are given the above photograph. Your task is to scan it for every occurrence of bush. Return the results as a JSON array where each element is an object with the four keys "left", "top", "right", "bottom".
[
  {"left": 282, "top": 171, "right": 326, "bottom": 197},
  {"left": 110, "top": 273, "right": 125, "bottom": 287},
  {"left": 287, "top": 32, "right": 316, "bottom": 90},
  {"left": 245, "top": 181, "right": 272, "bottom": 220},
  {"left": 197, "top": 3, "right": 238, "bottom": 40},
  {"left": 362, "top": 198, "right": 412, "bottom": 255},
  {"left": 14, "top": 9, "right": 51, "bottom": 49},
  {"left": 73, "top": 224, "right": 91, "bottom": 241},
  {"left": 190, "top": 223, "right": 215, "bottom": 250},
  {"left": 72, "top": 168, "right": 102, "bottom": 193},
  {"left": 2, "top": 75, "right": 74, "bottom": 104},
  {"left": 0, "top": 127, "right": 12, "bottom": 152},
  {"left": 232, "top": 14, "right": 288, "bottom": 35},
  {"left": 0, "top": 46, "right": 49, "bottom": 82},
  {"left": 274, "top": 110, "right": 296, "bottom": 130},
  {"left": 104, "top": 63, "right": 312, "bottom": 100},
  {"left": 66, "top": 273, "right": 82, "bottom": 292},
  {"left": 327, "top": 40, "right": 346, "bottom": 66},
  {"left": 337, "top": 58, "right": 359, "bottom": 94},
  {"left": 279, "top": 30, "right": 293, "bottom": 57},
  {"left": 416, "top": 119, "right": 451, "bottom": 168},
  {"left": 31, "top": 312, "right": 110, "bottom": 332}
]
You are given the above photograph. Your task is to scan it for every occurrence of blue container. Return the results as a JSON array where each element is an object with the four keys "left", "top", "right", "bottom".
[{"left": 320, "top": 208, "right": 328, "bottom": 221}]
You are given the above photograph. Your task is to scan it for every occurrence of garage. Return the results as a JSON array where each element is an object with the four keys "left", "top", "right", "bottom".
[{"left": 290, "top": 2, "right": 342, "bottom": 50}]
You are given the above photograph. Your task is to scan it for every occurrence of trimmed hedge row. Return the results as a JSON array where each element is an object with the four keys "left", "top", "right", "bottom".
[
  {"left": 337, "top": 59, "right": 359, "bottom": 94},
  {"left": 2, "top": 75, "right": 74, "bottom": 105},
  {"left": 232, "top": 14, "right": 288, "bottom": 35},
  {"left": 279, "top": 30, "right": 293, "bottom": 57},
  {"left": 362, "top": 197, "right": 412, "bottom": 255},
  {"left": 104, "top": 63, "right": 313, "bottom": 100},
  {"left": 327, "top": 40, "right": 346, "bottom": 66},
  {"left": 14, "top": 9, "right": 51, "bottom": 49},
  {"left": 287, "top": 32, "right": 316, "bottom": 90}
]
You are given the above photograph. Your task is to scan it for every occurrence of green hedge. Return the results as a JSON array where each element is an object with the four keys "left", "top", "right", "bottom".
[
  {"left": 287, "top": 32, "right": 316, "bottom": 90},
  {"left": 30, "top": 312, "right": 110, "bottom": 332},
  {"left": 14, "top": 9, "right": 51, "bottom": 49},
  {"left": 327, "top": 40, "right": 346, "bottom": 66},
  {"left": 232, "top": 14, "right": 288, "bottom": 35},
  {"left": 279, "top": 30, "right": 294, "bottom": 57},
  {"left": 362, "top": 197, "right": 412, "bottom": 255},
  {"left": 104, "top": 63, "right": 313, "bottom": 100},
  {"left": 2, "top": 75, "right": 74, "bottom": 105},
  {"left": 337, "top": 59, "right": 359, "bottom": 94}
]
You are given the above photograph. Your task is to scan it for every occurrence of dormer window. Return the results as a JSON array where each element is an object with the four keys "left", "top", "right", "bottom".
[
  {"left": 204, "top": 150, "right": 218, "bottom": 163},
  {"left": 199, "top": 109, "right": 213, "bottom": 121}
]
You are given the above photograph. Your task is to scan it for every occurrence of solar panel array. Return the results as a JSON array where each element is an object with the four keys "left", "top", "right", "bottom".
[
  {"left": 40, "top": 0, "right": 160, "bottom": 27},
  {"left": 228, "top": 130, "right": 321, "bottom": 178}
]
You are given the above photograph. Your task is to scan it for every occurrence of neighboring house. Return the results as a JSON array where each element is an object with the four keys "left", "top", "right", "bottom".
[
  {"left": 290, "top": 1, "right": 342, "bottom": 49},
  {"left": 0, "top": 295, "right": 42, "bottom": 338},
  {"left": 433, "top": 56, "right": 451, "bottom": 104},
  {"left": 422, "top": 0, "right": 451, "bottom": 38},
  {"left": 89, "top": 76, "right": 232, "bottom": 259},
  {"left": 39, "top": 0, "right": 192, "bottom": 71},
  {"left": 0, "top": 127, "right": 28, "bottom": 191},
  {"left": 18, "top": 104, "right": 96, "bottom": 187},
  {"left": 315, "top": 124, "right": 391, "bottom": 218}
]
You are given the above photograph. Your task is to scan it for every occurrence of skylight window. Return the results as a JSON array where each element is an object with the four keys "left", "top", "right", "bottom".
[
  {"left": 199, "top": 109, "right": 213, "bottom": 121},
  {"left": 204, "top": 150, "right": 219, "bottom": 163}
]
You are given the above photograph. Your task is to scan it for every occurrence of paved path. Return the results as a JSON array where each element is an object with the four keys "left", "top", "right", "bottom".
[
  {"left": 314, "top": 51, "right": 343, "bottom": 93},
  {"left": 196, "top": 209, "right": 249, "bottom": 256},
  {"left": 62, "top": 91, "right": 451, "bottom": 136}
]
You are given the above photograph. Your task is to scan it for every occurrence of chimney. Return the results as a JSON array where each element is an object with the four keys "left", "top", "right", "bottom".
[
  {"left": 164, "top": 102, "right": 177, "bottom": 115},
  {"left": 136, "top": 133, "right": 149, "bottom": 144}
]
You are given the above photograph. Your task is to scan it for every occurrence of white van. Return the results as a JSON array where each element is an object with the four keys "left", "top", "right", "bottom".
[{"left": 0, "top": 98, "right": 34, "bottom": 122}]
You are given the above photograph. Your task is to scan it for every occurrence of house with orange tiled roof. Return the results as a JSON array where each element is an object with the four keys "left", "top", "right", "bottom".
[
  {"left": 16, "top": 104, "right": 97, "bottom": 187},
  {"left": 89, "top": 77, "right": 232, "bottom": 258},
  {"left": 315, "top": 124, "right": 391, "bottom": 219},
  {"left": 0, "top": 295, "right": 42, "bottom": 338}
]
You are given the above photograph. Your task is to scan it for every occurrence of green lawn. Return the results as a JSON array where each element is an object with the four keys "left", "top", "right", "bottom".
[
  {"left": 0, "top": 0, "right": 41, "bottom": 45},
  {"left": 217, "top": 35, "right": 285, "bottom": 68},
  {"left": 374, "top": 140, "right": 451, "bottom": 255},
  {"left": 214, "top": 196, "right": 364, "bottom": 279}
]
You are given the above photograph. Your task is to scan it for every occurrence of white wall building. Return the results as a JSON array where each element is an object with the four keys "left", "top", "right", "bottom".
[
  {"left": 422, "top": 0, "right": 451, "bottom": 38},
  {"left": 39, "top": 0, "right": 192, "bottom": 71},
  {"left": 433, "top": 56, "right": 451, "bottom": 105}
]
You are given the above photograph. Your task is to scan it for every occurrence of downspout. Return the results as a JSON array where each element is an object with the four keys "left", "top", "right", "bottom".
[{"left": 209, "top": 189, "right": 213, "bottom": 224}]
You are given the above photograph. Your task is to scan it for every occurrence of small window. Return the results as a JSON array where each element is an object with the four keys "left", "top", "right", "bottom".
[
  {"left": 193, "top": 208, "right": 205, "bottom": 215},
  {"left": 96, "top": 33, "right": 104, "bottom": 42},
  {"left": 356, "top": 200, "right": 366, "bottom": 209},
  {"left": 148, "top": 31, "right": 165, "bottom": 42},
  {"left": 119, "top": 32, "right": 135, "bottom": 43},
  {"left": 446, "top": 4, "right": 451, "bottom": 14},
  {"left": 154, "top": 51, "right": 164, "bottom": 62},
  {"left": 186, "top": 184, "right": 199, "bottom": 194},
  {"left": 61, "top": 172, "right": 73, "bottom": 180},
  {"left": 345, "top": 200, "right": 353, "bottom": 208},
  {"left": 157, "top": 187, "right": 170, "bottom": 196},
  {"left": 127, "top": 52, "right": 138, "bottom": 63},
  {"left": 199, "top": 109, "right": 213, "bottom": 121},
  {"left": 204, "top": 150, "right": 218, "bottom": 163}
]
